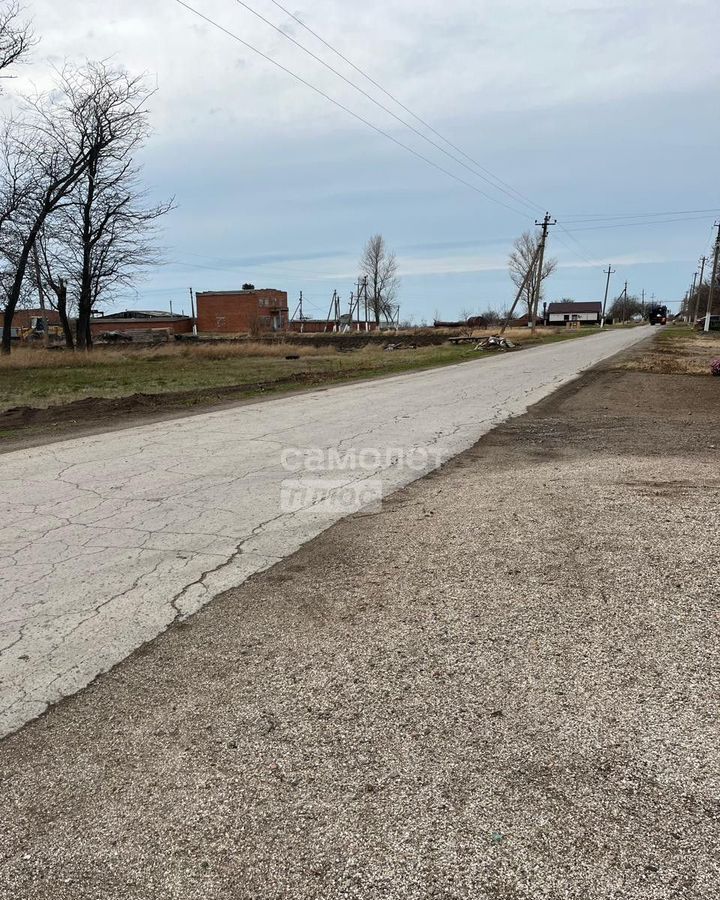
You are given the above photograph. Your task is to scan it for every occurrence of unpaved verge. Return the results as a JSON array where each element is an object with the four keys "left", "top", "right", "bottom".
[{"left": 0, "top": 359, "right": 719, "bottom": 899}]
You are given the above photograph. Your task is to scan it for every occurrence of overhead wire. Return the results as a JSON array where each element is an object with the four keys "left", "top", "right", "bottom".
[
  {"left": 556, "top": 208, "right": 720, "bottom": 223},
  {"left": 561, "top": 214, "right": 718, "bottom": 232},
  {"left": 263, "top": 0, "right": 543, "bottom": 214},
  {"left": 230, "top": 0, "right": 540, "bottom": 215},
  {"left": 172, "top": 0, "right": 713, "bottom": 280},
  {"left": 173, "top": 0, "right": 530, "bottom": 217}
]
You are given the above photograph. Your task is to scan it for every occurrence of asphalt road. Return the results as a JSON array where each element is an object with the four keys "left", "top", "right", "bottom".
[{"left": 0, "top": 327, "right": 650, "bottom": 736}]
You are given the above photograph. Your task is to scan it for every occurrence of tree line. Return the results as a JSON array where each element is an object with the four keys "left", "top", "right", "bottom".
[{"left": 0, "top": 3, "right": 172, "bottom": 353}]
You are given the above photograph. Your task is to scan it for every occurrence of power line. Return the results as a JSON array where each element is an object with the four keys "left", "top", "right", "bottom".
[
  {"left": 230, "top": 0, "right": 538, "bottom": 215},
  {"left": 264, "top": 0, "right": 542, "bottom": 214},
  {"left": 554, "top": 225, "right": 597, "bottom": 266},
  {"left": 558, "top": 208, "right": 720, "bottom": 223},
  {"left": 562, "top": 214, "right": 718, "bottom": 233},
  {"left": 173, "top": 0, "right": 530, "bottom": 217}
]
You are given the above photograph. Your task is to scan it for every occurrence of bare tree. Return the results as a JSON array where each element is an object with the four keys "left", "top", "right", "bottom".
[
  {"left": 0, "top": 90, "right": 95, "bottom": 353},
  {"left": 508, "top": 230, "right": 557, "bottom": 319},
  {"left": 0, "top": 61, "right": 172, "bottom": 352},
  {"left": 0, "top": 1, "right": 34, "bottom": 79},
  {"left": 608, "top": 294, "right": 643, "bottom": 322},
  {"left": 478, "top": 306, "right": 502, "bottom": 326},
  {"left": 359, "top": 233, "right": 399, "bottom": 326},
  {"left": 56, "top": 62, "right": 173, "bottom": 348}
]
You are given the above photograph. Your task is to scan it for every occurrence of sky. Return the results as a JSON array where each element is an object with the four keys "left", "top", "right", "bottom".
[{"left": 5, "top": 0, "right": 720, "bottom": 322}]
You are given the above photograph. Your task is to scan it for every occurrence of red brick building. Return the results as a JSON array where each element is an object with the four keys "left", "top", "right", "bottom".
[
  {"left": 89, "top": 310, "right": 193, "bottom": 339},
  {"left": 12, "top": 308, "right": 62, "bottom": 328},
  {"left": 196, "top": 289, "right": 288, "bottom": 334}
]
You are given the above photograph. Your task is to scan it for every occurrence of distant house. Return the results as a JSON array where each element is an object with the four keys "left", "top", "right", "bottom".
[{"left": 546, "top": 301, "right": 602, "bottom": 326}]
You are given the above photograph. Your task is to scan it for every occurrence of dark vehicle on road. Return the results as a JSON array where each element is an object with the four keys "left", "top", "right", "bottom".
[{"left": 648, "top": 304, "right": 668, "bottom": 325}]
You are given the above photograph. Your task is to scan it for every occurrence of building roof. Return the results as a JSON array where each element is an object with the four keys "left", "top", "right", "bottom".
[
  {"left": 547, "top": 301, "right": 602, "bottom": 314},
  {"left": 95, "top": 310, "right": 190, "bottom": 320},
  {"left": 195, "top": 289, "right": 284, "bottom": 296}
]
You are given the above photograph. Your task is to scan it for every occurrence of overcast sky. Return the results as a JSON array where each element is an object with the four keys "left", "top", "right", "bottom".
[{"left": 7, "top": 0, "right": 720, "bottom": 321}]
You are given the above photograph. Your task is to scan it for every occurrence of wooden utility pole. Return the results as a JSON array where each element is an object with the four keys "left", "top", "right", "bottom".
[
  {"left": 530, "top": 212, "right": 556, "bottom": 334},
  {"left": 703, "top": 222, "right": 720, "bottom": 333},
  {"left": 688, "top": 272, "right": 698, "bottom": 323},
  {"left": 693, "top": 256, "right": 706, "bottom": 326},
  {"left": 500, "top": 243, "right": 542, "bottom": 335},
  {"left": 188, "top": 287, "right": 197, "bottom": 335},
  {"left": 363, "top": 276, "right": 369, "bottom": 331},
  {"left": 600, "top": 264, "right": 615, "bottom": 328},
  {"left": 622, "top": 281, "right": 628, "bottom": 322}
]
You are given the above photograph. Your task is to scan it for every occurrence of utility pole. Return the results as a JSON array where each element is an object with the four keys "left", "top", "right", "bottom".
[
  {"left": 693, "top": 256, "right": 706, "bottom": 327},
  {"left": 363, "top": 276, "right": 369, "bottom": 331},
  {"left": 500, "top": 242, "right": 542, "bottom": 335},
  {"left": 530, "top": 212, "right": 556, "bottom": 334},
  {"left": 622, "top": 281, "right": 628, "bottom": 323},
  {"left": 688, "top": 272, "right": 697, "bottom": 323},
  {"left": 291, "top": 291, "right": 305, "bottom": 331},
  {"left": 641, "top": 289, "right": 645, "bottom": 318},
  {"left": 169, "top": 299, "right": 173, "bottom": 316},
  {"left": 704, "top": 221, "right": 720, "bottom": 333},
  {"left": 188, "top": 287, "right": 197, "bottom": 335},
  {"left": 601, "top": 265, "right": 615, "bottom": 328}
]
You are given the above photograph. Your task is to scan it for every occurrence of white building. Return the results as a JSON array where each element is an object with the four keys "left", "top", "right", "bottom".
[{"left": 546, "top": 301, "right": 602, "bottom": 325}]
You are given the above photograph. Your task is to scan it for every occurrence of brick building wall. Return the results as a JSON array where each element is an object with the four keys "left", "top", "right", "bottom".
[
  {"left": 12, "top": 308, "right": 62, "bottom": 329},
  {"left": 196, "top": 289, "right": 288, "bottom": 334},
  {"left": 89, "top": 317, "right": 193, "bottom": 338}
]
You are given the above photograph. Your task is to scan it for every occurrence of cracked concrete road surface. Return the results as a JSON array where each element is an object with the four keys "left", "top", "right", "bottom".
[{"left": 0, "top": 327, "right": 649, "bottom": 736}]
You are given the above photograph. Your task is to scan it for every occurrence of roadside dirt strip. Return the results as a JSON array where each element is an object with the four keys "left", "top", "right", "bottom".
[
  {"left": 1, "top": 338, "right": 719, "bottom": 899},
  {"left": 0, "top": 327, "right": 650, "bottom": 737}
]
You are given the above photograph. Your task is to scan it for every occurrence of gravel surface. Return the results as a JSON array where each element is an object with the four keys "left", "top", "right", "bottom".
[{"left": 1, "top": 360, "right": 719, "bottom": 899}]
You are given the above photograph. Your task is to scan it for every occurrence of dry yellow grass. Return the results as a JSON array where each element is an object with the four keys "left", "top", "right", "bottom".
[
  {"left": 615, "top": 327, "right": 720, "bottom": 375},
  {"left": 0, "top": 340, "right": 335, "bottom": 370}
]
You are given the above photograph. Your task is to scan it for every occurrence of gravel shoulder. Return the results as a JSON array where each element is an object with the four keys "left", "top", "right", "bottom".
[{"left": 1, "top": 348, "right": 719, "bottom": 899}]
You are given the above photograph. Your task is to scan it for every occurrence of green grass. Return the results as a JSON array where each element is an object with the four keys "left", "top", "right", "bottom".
[{"left": 0, "top": 345, "right": 477, "bottom": 411}]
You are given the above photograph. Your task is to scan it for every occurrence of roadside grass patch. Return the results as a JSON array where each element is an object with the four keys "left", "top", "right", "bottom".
[{"left": 616, "top": 325, "right": 720, "bottom": 375}]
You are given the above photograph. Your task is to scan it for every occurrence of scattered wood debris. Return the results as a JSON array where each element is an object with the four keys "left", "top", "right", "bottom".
[
  {"left": 472, "top": 335, "right": 516, "bottom": 352},
  {"left": 384, "top": 342, "right": 417, "bottom": 351}
]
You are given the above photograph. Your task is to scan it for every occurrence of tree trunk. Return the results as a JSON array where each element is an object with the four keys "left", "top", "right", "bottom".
[
  {"left": 1, "top": 224, "right": 41, "bottom": 354},
  {"left": 75, "top": 155, "right": 97, "bottom": 351},
  {"left": 56, "top": 278, "right": 74, "bottom": 349}
]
